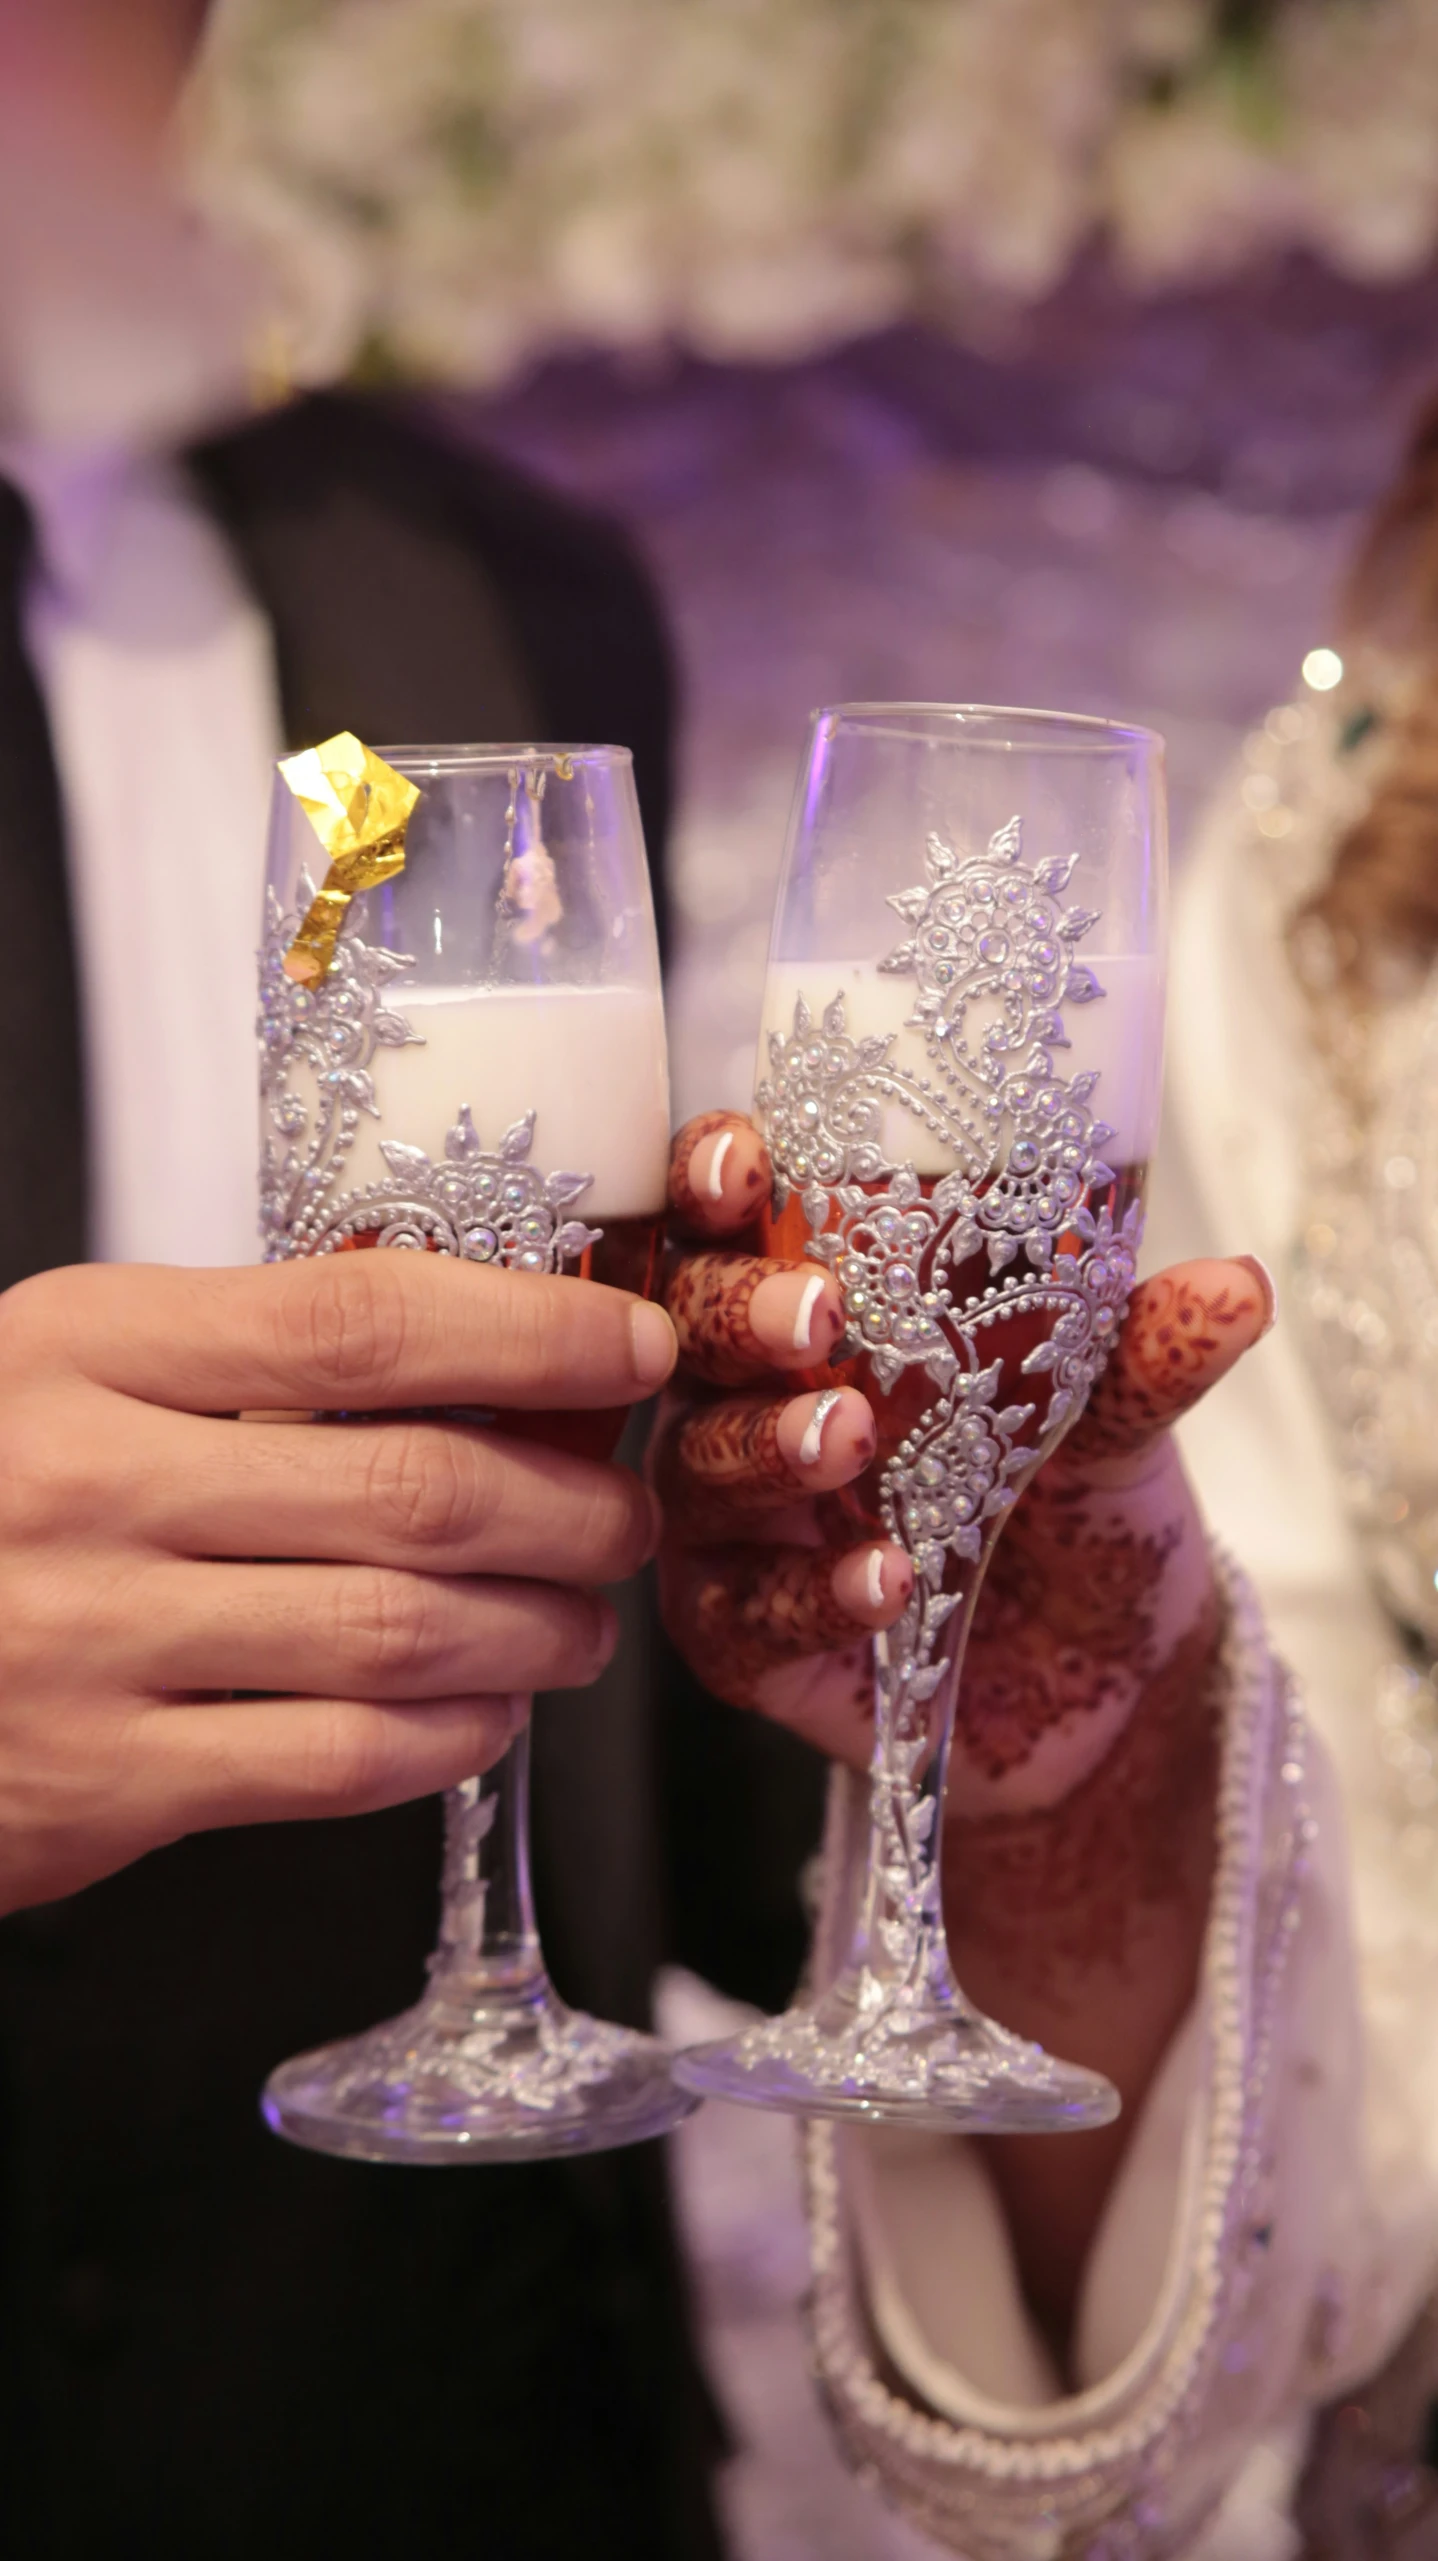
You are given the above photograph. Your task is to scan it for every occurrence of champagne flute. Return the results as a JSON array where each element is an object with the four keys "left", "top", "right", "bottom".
[
  {"left": 674, "top": 704, "right": 1167, "bottom": 2134},
  {"left": 256, "top": 739, "right": 694, "bottom": 2163}
]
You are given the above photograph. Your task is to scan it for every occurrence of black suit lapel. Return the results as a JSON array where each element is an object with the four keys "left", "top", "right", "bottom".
[
  {"left": 0, "top": 482, "right": 87, "bottom": 1283},
  {"left": 188, "top": 390, "right": 675, "bottom": 952},
  {"left": 188, "top": 396, "right": 538, "bottom": 750}
]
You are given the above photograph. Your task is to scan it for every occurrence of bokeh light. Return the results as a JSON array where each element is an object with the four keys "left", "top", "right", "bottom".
[{"left": 1302, "top": 647, "right": 1344, "bottom": 691}]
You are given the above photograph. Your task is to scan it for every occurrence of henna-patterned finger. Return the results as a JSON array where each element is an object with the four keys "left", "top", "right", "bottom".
[
  {"left": 1059, "top": 1257, "right": 1274, "bottom": 1477},
  {"left": 664, "top": 1251, "right": 845, "bottom": 1386},
  {"left": 660, "top": 1537, "right": 912, "bottom": 1709},
  {"left": 656, "top": 1385, "right": 876, "bottom": 1535},
  {"left": 667, "top": 1113, "right": 773, "bottom": 1238}
]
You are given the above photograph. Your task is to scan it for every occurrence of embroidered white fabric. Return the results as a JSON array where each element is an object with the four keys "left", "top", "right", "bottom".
[{"left": 803, "top": 1554, "right": 1363, "bottom": 2558}]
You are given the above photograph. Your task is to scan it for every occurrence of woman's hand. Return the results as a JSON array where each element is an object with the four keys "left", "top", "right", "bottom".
[
  {"left": 656, "top": 1109, "right": 1273, "bottom": 2347},
  {"left": 655, "top": 1112, "right": 915, "bottom": 1756},
  {"left": 0, "top": 1251, "right": 676, "bottom": 1916},
  {"left": 658, "top": 1112, "right": 1268, "bottom": 1766}
]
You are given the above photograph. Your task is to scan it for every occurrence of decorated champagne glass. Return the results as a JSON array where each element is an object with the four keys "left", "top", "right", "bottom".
[
  {"left": 674, "top": 705, "right": 1167, "bottom": 2133},
  {"left": 256, "top": 735, "right": 694, "bottom": 2163}
]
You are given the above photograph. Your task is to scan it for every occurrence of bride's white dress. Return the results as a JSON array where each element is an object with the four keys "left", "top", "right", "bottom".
[{"left": 802, "top": 694, "right": 1438, "bottom": 2555}]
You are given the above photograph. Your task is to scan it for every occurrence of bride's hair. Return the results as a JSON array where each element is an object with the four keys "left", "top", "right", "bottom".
[{"left": 1300, "top": 392, "right": 1438, "bottom": 988}]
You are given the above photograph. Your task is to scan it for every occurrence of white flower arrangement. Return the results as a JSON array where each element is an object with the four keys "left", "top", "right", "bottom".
[{"left": 185, "top": 0, "right": 1438, "bottom": 388}]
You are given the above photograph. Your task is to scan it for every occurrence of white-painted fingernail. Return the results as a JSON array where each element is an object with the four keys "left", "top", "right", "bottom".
[
  {"left": 1236, "top": 1253, "right": 1279, "bottom": 1339},
  {"left": 798, "top": 1387, "right": 842, "bottom": 1467},
  {"left": 705, "top": 1129, "right": 734, "bottom": 1201},
  {"left": 793, "top": 1272, "right": 826, "bottom": 1351},
  {"left": 866, "top": 1547, "right": 886, "bottom": 1609}
]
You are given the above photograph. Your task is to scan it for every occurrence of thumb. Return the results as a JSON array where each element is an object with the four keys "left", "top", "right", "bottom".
[{"left": 1059, "top": 1256, "right": 1276, "bottom": 1478}]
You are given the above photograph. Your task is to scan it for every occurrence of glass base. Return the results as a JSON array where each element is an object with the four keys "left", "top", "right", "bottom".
[
  {"left": 672, "top": 1972, "right": 1120, "bottom": 2135},
  {"left": 262, "top": 1972, "right": 698, "bottom": 2165}
]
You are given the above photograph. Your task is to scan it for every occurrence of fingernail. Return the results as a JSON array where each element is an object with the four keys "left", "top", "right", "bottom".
[
  {"left": 698, "top": 1128, "right": 734, "bottom": 1202},
  {"left": 749, "top": 1268, "right": 844, "bottom": 1367},
  {"left": 793, "top": 1273, "right": 825, "bottom": 1351},
  {"left": 831, "top": 1542, "right": 913, "bottom": 1625},
  {"left": 630, "top": 1299, "right": 678, "bottom": 1387},
  {"left": 1234, "top": 1254, "right": 1279, "bottom": 1339},
  {"left": 776, "top": 1386, "right": 873, "bottom": 1483},
  {"left": 798, "top": 1387, "right": 842, "bottom": 1466}
]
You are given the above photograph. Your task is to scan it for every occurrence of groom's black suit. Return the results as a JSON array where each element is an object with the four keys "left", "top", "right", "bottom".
[{"left": 0, "top": 392, "right": 824, "bottom": 2561}]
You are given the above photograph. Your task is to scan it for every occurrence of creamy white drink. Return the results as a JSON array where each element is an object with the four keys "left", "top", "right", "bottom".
[
  {"left": 759, "top": 953, "right": 1163, "bottom": 1172},
  {"left": 340, "top": 982, "right": 671, "bottom": 1217}
]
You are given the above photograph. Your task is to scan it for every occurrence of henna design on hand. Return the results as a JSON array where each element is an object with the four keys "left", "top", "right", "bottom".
[
  {"left": 654, "top": 1393, "right": 794, "bottom": 1535},
  {"left": 657, "top": 1382, "right": 874, "bottom": 1540},
  {"left": 929, "top": 1263, "right": 1260, "bottom": 1841},
  {"left": 653, "top": 1253, "right": 1254, "bottom": 1986},
  {"left": 947, "top": 1591, "right": 1222, "bottom": 1993},
  {"left": 664, "top": 1253, "right": 775, "bottom": 1385},
  {"left": 1066, "top": 1265, "right": 1266, "bottom": 1466},
  {"left": 664, "top": 1251, "right": 843, "bottom": 1386},
  {"left": 665, "top": 1544, "right": 873, "bottom": 1710},
  {"left": 940, "top": 1419, "right": 1223, "bottom": 2005},
  {"left": 959, "top": 1489, "right": 1180, "bottom": 1782},
  {"left": 978, "top": 1467, "right": 1184, "bottom": 1652}
]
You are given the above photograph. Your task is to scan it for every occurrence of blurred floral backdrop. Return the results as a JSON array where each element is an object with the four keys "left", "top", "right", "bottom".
[
  {"left": 181, "top": 3, "right": 1438, "bottom": 1120},
  {"left": 191, "top": 0, "right": 1438, "bottom": 390},
  {"left": 455, "top": 255, "right": 1436, "bottom": 1122}
]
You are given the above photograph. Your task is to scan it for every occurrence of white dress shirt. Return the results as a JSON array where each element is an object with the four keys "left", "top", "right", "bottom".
[
  {"left": 0, "top": 111, "right": 276, "bottom": 1269},
  {"left": 3, "top": 439, "right": 282, "bottom": 1266}
]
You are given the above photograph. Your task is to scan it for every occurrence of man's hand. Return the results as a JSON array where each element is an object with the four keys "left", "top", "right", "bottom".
[
  {"left": 657, "top": 1110, "right": 1273, "bottom": 2348},
  {"left": 0, "top": 1251, "right": 676, "bottom": 1915}
]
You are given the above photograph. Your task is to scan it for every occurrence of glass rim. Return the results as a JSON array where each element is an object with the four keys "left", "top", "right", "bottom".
[
  {"left": 371, "top": 742, "right": 634, "bottom": 775},
  {"left": 811, "top": 701, "right": 1164, "bottom": 755}
]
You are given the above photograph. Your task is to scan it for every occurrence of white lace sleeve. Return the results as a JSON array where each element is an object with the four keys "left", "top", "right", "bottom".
[
  {"left": 801, "top": 1551, "right": 1369, "bottom": 2560},
  {"left": 1154, "top": 711, "right": 1438, "bottom": 2392}
]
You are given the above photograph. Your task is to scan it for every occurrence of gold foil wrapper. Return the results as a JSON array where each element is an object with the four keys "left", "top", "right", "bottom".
[{"left": 279, "top": 732, "right": 421, "bottom": 987}]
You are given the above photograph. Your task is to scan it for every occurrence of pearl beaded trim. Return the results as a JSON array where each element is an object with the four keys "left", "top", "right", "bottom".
[{"left": 800, "top": 1546, "right": 1311, "bottom": 2558}]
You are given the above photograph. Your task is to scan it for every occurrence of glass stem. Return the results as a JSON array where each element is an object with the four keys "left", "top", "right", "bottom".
[
  {"left": 428, "top": 1712, "right": 546, "bottom": 1999},
  {"left": 848, "top": 1591, "right": 978, "bottom": 2014}
]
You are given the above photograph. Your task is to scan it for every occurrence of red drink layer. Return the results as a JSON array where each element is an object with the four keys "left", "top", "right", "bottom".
[
  {"left": 760, "top": 1165, "right": 1146, "bottom": 1550},
  {"left": 331, "top": 1212, "right": 665, "bottom": 1463},
  {"left": 524, "top": 1213, "right": 665, "bottom": 1460}
]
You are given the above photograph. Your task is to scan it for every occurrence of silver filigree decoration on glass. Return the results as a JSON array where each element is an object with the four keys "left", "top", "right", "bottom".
[
  {"left": 316, "top": 1764, "right": 636, "bottom": 2120},
  {"left": 258, "top": 876, "right": 601, "bottom": 1271},
  {"left": 732, "top": 815, "right": 1143, "bottom": 2102}
]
